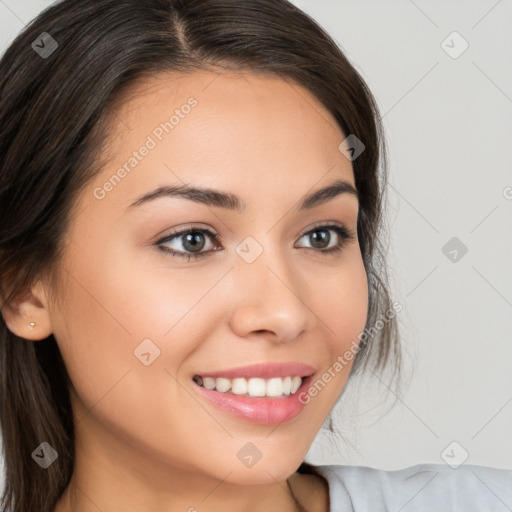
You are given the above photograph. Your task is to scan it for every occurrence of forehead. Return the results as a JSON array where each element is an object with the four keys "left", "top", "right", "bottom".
[
  {"left": 106, "top": 68, "right": 346, "bottom": 160},
  {"left": 85, "top": 69, "right": 356, "bottom": 215}
]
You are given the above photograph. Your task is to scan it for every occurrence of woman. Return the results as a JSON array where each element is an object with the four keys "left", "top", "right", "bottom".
[{"left": 0, "top": 1, "right": 510, "bottom": 511}]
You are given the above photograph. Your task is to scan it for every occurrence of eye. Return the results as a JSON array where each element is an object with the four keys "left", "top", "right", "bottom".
[
  {"left": 295, "top": 223, "right": 355, "bottom": 256},
  {"left": 156, "top": 226, "right": 221, "bottom": 262},
  {"left": 155, "top": 222, "right": 356, "bottom": 262}
]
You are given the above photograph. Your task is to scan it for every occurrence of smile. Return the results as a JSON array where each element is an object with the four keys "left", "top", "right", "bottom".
[
  {"left": 191, "top": 363, "right": 316, "bottom": 425},
  {"left": 193, "top": 375, "right": 303, "bottom": 398}
]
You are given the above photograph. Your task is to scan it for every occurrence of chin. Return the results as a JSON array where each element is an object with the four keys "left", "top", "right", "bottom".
[{"left": 224, "top": 447, "right": 309, "bottom": 485}]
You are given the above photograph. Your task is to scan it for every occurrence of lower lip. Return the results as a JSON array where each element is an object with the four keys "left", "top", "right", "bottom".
[{"left": 192, "top": 375, "right": 314, "bottom": 425}]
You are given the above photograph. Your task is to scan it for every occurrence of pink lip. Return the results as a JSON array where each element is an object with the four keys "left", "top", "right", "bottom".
[
  {"left": 192, "top": 373, "right": 315, "bottom": 425},
  {"left": 194, "top": 362, "right": 316, "bottom": 379}
]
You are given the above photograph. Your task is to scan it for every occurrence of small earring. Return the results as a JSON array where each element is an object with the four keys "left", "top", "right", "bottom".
[{"left": 28, "top": 321, "right": 36, "bottom": 329}]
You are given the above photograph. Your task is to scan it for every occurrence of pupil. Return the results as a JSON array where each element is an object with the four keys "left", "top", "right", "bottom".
[
  {"left": 311, "top": 230, "right": 329, "bottom": 249},
  {"left": 184, "top": 232, "right": 204, "bottom": 252}
]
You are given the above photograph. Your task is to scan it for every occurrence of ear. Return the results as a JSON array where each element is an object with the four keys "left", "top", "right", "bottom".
[{"left": 1, "top": 280, "right": 53, "bottom": 341}]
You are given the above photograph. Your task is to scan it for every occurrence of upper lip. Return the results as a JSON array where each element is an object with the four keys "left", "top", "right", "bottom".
[{"left": 195, "top": 362, "right": 316, "bottom": 380}]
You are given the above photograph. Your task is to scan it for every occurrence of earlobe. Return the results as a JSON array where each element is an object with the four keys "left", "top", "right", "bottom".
[{"left": 1, "top": 280, "right": 53, "bottom": 341}]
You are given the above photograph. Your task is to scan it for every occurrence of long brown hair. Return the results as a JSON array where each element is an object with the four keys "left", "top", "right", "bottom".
[{"left": 0, "top": 1, "right": 401, "bottom": 510}]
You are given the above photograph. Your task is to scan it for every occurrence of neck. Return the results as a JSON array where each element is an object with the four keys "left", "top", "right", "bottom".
[
  {"left": 54, "top": 438, "right": 309, "bottom": 512},
  {"left": 56, "top": 476, "right": 307, "bottom": 512}
]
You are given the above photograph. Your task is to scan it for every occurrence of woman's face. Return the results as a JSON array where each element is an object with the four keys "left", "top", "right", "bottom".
[{"left": 45, "top": 70, "right": 368, "bottom": 487}]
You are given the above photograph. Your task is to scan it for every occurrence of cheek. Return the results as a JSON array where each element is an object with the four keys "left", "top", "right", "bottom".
[
  {"left": 46, "top": 231, "right": 148, "bottom": 412},
  {"left": 47, "top": 249, "right": 199, "bottom": 460},
  {"left": 303, "top": 252, "right": 368, "bottom": 403},
  {"left": 48, "top": 263, "right": 135, "bottom": 414},
  {"left": 320, "top": 252, "right": 369, "bottom": 350},
  {"left": 48, "top": 235, "right": 221, "bottom": 407}
]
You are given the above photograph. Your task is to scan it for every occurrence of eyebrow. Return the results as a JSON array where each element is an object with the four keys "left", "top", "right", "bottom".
[{"left": 127, "top": 178, "right": 358, "bottom": 213}]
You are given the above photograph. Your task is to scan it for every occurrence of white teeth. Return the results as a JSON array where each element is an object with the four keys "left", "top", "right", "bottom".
[
  {"left": 291, "top": 376, "right": 302, "bottom": 394},
  {"left": 215, "top": 378, "right": 231, "bottom": 393},
  {"left": 231, "top": 378, "right": 248, "bottom": 395},
  {"left": 203, "top": 377, "right": 216, "bottom": 390},
  {"left": 195, "top": 375, "right": 305, "bottom": 397},
  {"left": 247, "top": 377, "right": 266, "bottom": 397},
  {"left": 282, "top": 376, "right": 292, "bottom": 395},
  {"left": 266, "top": 377, "right": 284, "bottom": 397}
]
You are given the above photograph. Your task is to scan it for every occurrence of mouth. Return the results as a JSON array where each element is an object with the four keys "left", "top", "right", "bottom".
[
  {"left": 190, "top": 363, "right": 316, "bottom": 425},
  {"left": 192, "top": 375, "right": 304, "bottom": 398}
]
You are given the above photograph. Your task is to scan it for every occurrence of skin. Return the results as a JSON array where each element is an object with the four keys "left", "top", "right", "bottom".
[{"left": 4, "top": 70, "right": 368, "bottom": 511}]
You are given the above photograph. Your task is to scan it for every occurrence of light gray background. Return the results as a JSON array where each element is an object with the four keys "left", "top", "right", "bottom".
[{"left": 0, "top": 0, "right": 511, "bottom": 486}]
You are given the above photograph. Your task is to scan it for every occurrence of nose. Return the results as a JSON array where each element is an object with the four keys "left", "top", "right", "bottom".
[{"left": 227, "top": 244, "right": 317, "bottom": 344}]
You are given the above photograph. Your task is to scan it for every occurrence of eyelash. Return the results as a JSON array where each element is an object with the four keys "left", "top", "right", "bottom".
[{"left": 155, "top": 223, "right": 356, "bottom": 262}]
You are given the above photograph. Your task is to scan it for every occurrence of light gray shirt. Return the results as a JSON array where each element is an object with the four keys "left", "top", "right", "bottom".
[{"left": 313, "top": 463, "right": 512, "bottom": 511}]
